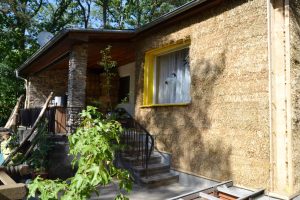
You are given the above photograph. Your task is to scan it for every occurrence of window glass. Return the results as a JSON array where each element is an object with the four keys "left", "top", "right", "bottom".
[{"left": 155, "top": 48, "right": 191, "bottom": 104}]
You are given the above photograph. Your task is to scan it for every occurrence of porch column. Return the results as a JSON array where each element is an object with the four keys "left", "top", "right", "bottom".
[{"left": 67, "top": 44, "right": 88, "bottom": 134}]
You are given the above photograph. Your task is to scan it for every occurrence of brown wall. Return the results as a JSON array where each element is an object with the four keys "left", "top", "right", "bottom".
[
  {"left": 134, "top": 0, "right": 270, "bottom": 189},
  {"left": 290, "top": 0, "right": 300, "bottom": 194},
  {"left": 27, "top": 68, "right": 68, "bottom": 108}
]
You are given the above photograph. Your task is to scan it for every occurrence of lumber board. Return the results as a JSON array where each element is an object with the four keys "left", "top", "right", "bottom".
[
  {"left": 167, "top": 181, "right": 233, "bottom": 200},
  {"left": 0, "top": 171, "right": 15, "bottom": 185},
  {"left": 0, "top": 183, "right": 27, "bottom": 200},
  {"left": 237, "top": 189, "right": 265, "bottom": 200},
  {"left": 199, "top": 192, "right": 220, "bottom": 200},
  {"left": 4, "top": 95, "right": 25, "bottom": 129},
  {"left": 3, "top": 92, "right": 53, "bottom": 166},
  {"left": 218, "top": 192, "right": 238, "bottom": 200},
  {"left": 217, "top": 187, "right": 240, "bottom": 198}
]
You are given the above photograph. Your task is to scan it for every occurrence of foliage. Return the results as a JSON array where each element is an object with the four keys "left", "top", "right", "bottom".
[
  {"left": 28, "top": 121, "right": 54, "bottom": 171},
  {"left": 0, "top": 0, "right": 78, "bottom": 126},
  {"left": 100, "top": 0, "right": 192, "bottom": 29},
  {"left": 98, "top": 45, "right": 117, "bottom": 110},
  {"left": 0, "top": 0, "right": 191, "bottom": 125},
  {"left": 27, "top": 106, "right": 132, "bottom": 200},
  {"left": 0, "top": 63, "right": 24, "bottom": 126}
]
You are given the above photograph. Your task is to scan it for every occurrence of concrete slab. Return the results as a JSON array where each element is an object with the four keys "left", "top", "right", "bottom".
[{"left": 90, "top": 178, "right": 217, "bottom": 200}]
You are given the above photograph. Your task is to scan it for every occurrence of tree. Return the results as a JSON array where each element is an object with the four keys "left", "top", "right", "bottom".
[
  {"left": 96, "top": 0, "right": 192, "bottom": 29},
  {"left": 36, "top": 0, "right": 80, "bottom": 33},
  {"left": 0, "top": 0, "right": 192, "bottom": 125},
  {"left": 0, "top": 0, "right": 81, "bottom": 126},
  {"left": 76, "top": 0, "right": 92, "bottom": 28}
]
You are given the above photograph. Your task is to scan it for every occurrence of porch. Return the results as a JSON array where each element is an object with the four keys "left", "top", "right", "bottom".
[{"left": 18, "top": 29, "right": 136, "bottom": 134}]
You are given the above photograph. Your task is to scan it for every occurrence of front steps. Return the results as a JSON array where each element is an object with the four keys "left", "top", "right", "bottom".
[
  {"left": 116, "top": 108, "right": 178, "bottom": 188},
  {"left": 122, "top": 152, "right": 179, "bottom": 188}
]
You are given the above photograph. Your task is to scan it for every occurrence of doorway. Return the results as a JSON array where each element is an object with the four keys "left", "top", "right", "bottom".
[{"left": 117, "top": 62, "right": 135, "bottom": 116}]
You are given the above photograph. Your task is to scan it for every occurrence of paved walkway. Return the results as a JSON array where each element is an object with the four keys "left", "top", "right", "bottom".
[
  {"left": 90, "top": 178, "right": 217, "bottom": 200},
  {"left": 90, "top": 177, "right": 286, "bottom": 200}
]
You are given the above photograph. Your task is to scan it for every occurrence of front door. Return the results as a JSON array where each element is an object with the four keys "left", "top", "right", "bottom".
[{"left": 117, "top": 62, "right": 135, "bottom": 116}]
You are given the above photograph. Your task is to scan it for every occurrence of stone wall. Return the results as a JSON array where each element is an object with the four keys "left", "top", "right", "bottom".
[
  {"left": 134, "top": 0, "right": 270, "bottom": 190},
  {"left": 67, "top": 44, "right": 87, "bottom": 133},
  {"left": 290, "top": 0, "right": 300, "bottom": 194},
  {"left": 27, "top": 68, "right": 68, "bottom": 108}
]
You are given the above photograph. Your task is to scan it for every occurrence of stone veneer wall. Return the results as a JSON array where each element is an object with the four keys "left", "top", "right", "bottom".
[
  {"left": 67, "top": 44, "right": 87, "bottom": 133},
  {"left": 27, "top": 68, "right": 68, "bottom": 108},
  {"left": 135, "top": 0, "right": 270, "bottom": 190},
  {"left": 290, "top": 0, "right": 300, "bottom": 194}
]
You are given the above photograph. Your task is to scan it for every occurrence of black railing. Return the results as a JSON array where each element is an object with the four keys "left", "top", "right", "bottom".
[{"left": 114, "top": 108, "right": 154, "bottom": 179}]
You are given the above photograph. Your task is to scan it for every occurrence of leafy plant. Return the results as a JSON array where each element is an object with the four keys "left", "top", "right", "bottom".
[
  {"left": 98, "top": 45, "right": 117, "bottom": 110},
  {"left": 28, "top": 121, "right": 54, "bottom": 172},
  {"left": 28, "top": 106, "right": 132, "bottom": 200}
]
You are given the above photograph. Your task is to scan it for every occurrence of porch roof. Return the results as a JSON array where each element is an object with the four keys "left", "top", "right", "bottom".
[{"left": 16, "top": 0, "right": 223, "bottom": 77}]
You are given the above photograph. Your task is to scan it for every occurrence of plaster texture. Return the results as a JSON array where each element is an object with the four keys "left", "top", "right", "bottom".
[
  {"left": 290, "top": 0, "right": 300, "bottom": 194},
  {"left": 134, "top": 0, "right": 270, "bottom": 190}
]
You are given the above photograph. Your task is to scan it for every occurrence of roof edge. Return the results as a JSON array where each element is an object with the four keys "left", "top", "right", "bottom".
[
  {"left": 16, "top": 29, "right": 135, "bottom": 75},
  {"left": 136, "top": 0, "right": 210, "bottom": 34},
  {"left": 16, "top": 0, "right": 222, "bottom": 76}
]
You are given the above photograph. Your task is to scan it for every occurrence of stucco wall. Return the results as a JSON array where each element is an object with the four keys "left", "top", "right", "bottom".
[
  {"left": 290, "top": 0, "right": 300, "bottom": 194},
  {"left": 135, "top": 0, "right": 270, "bottom": 189},
  {"left": 27, "top": 68, "right": 68, "bottom": 108}
]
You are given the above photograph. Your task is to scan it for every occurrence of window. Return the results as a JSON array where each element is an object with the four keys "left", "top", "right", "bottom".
[{"left": 143, "top": 41, "right": 191, "bottom": 106}]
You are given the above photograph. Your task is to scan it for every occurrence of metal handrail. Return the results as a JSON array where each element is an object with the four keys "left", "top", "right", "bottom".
[{"left": 114, "top": 108, "right": 154, "bottom": 179}]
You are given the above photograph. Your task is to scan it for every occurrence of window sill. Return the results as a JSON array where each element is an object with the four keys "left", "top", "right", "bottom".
[{"left": 140, "top": 102, "right": 191, "bottom": 108}]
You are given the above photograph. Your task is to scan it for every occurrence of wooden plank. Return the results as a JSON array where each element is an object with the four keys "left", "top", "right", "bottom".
[
  {"left": 217, "top": 187, "right": 240, "bottom": 198},
  {"left": 4, "top": 95, "right": 25, "bottom": 129},
  {"left": 0, "top": 183, "right": 27, "bottom": 200},
  {"left": 199, "top": 192, "right": 220, "bottom": 200},
  {"left": 167, "top": 181, "right": 233, "bottom": 200},
  {"left": 237, "top": 189, "right": 264, "bottom": 200},
  {"left": 0, "top": 171, "right": 16, "bottom": 185},
  {"left": 3, "top": 92, "right": 53, "bottom": 166},
  {"left": 55, "top": 107, "right": 67, "bottom": 133},
  {"left": 218, "top": 192, "right": 237, "bottom": 200}
]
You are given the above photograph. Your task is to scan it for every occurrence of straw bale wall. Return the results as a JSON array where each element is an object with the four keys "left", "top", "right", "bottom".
[
  {"left": 290, "top": 0, "right": 300, "bottom": 194},
  {"left": 135, "top": 0, "right": 270, "bottom": 189}
]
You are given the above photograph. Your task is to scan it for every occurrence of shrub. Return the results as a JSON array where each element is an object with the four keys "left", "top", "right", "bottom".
[{"left": 28, "top": 106, "right": 132, "bottom": 200}]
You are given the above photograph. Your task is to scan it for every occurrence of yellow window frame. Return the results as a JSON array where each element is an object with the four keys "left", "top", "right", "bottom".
[{"left": 143, "top": 40, "right": 191, "bottom": 107}]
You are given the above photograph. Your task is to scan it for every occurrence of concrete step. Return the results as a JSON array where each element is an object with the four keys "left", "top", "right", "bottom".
[
  {"left": 122, "top": 146, "right": 149, "bottom": 154},
  {"left": 140, "top": 172, "right": 179, "bottom": 188},
  {"left": 122, "top": 153, "right": 162, "bottom": 165},
  {"left": 132, "top": 163, "right": 170, "bottom": 177},
  {"left": 122, "top": 140, "right": 147, "bottom": 146}
]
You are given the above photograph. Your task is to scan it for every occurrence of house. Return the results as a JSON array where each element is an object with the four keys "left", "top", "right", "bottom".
[{"left": 16, "top": 0, "right": 300, "bottom": 198}]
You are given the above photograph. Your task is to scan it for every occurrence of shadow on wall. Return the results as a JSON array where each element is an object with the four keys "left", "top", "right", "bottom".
[
  {"left": 289, "top": 0, "right": 300, "bottom": 191},
  {"left": 136, "top": 51, "right": 233, "bottom": 181}
]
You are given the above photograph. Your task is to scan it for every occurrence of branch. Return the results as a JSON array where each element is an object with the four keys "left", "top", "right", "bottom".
[{"left": 30, "top": 0, "right": 43, "bottom": 18}]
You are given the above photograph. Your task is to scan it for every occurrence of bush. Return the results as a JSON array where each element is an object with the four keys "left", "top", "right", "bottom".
[{"left": 28, "top": 106, "right": 132, "bottom": 200}]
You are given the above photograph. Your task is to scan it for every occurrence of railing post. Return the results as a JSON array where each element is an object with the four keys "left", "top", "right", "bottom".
[{"left": 145, "top": 135, "right": 149, "bottom": 178}]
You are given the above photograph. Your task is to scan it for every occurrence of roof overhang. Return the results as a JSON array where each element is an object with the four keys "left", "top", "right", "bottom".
[{"left": 16, "top": 0, "right": 223, "bottom": 77}]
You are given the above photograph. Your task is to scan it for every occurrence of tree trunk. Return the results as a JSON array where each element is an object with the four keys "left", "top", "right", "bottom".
[{"left": 103, "top": 0, "right": 108, "bottom": 28}]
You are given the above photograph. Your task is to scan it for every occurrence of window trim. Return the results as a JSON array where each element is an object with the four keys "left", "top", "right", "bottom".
[{"left": 142, "top": 40, "right": 191, "bottom": 107}]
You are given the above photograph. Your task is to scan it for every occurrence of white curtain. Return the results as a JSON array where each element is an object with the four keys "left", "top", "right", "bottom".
[{"left": 155, "top": 48, "right": 191, "bottom": 104}]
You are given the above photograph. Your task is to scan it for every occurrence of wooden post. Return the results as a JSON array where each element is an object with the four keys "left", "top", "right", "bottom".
[
  {"left": 4, "top": 95, "right": 25, "bottom": 129},
  {"left": 0, "top": 169, "right": 27, "bottom": 200},
  {"left": 3, "top": 92, "right": 53, "bottom": 166}
]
